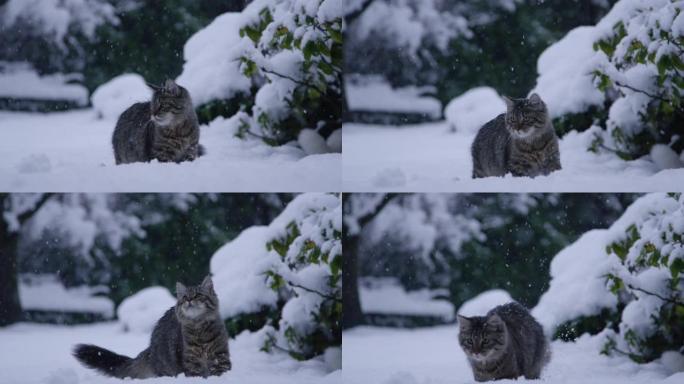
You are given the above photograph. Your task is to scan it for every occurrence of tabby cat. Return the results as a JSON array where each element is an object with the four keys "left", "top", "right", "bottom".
[
  {"left": 73, "top": 275, "right": 231, "bottom": 379},
  {"left": 458, "top": 302, "right": 549, "bottom": 382},
  {"left": 471, "top": 93, "right": 561, "bottom": 178},
  {"left": 112, "top": 79, "right": 202, "bottom": 164}
]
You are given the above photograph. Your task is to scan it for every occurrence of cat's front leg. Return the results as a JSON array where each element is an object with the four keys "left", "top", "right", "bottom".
[{"left": 208, "top": 351, "right": 231, "bottom": 376}]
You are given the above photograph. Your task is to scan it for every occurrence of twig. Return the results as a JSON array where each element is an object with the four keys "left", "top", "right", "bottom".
[
  {"left": 288, "top": 281, "right": 341, "bottom": 302},
  {"left": 614, "top": 80, "right": 669, "bottom": 102},
  {"left": 17, "top": 193, "right": 53, "bottom": 225},
  {"left": 259, "top": 67, "right": 327, "bottom": 95},
  {"left": 627, "top": 283, "right": 684, "bottom": 307}
]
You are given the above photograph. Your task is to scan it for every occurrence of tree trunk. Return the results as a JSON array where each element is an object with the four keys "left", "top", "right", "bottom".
[
  {"left": 0, "top": 221, "right": 21, "bottom": 326},
  {"left": 342, "top": 231, "right": 364, "bottom": 329}
]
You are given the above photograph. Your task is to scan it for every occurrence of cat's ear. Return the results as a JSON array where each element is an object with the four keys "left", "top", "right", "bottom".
[
  {"left": 176, "top": 282, "right": 187, "bottom": 299},
  {"left": 457, "top": 314, "right": 471, "bottom": 328},
  {"left": 146, "top": 82, "right": 162, "bottom": 92},
  {"left": 164, "top": 79, "right": 181, "bottom": 96},
  {"left": 502, "top": 95, "right": 514, "bottom": 109},
  {"left": 200, "top": 275, "right": 214, "bottom": 293}
]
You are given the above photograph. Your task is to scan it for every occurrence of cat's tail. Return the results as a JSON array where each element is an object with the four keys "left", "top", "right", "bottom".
[
  {"left": 73, "top": 344, "right": 138, "bottom": 378},
  {"left": 198, "top": 144, "right": 206, "bottom": 157}
]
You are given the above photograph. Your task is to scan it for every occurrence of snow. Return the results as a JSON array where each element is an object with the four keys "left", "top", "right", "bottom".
[
  {"left": 210, "top": 226, "right": 279, "bottom": 319},
  {"left": 456, "top": 289, "right": 513, "bottom": 317},
  {"left": 346, "top": 76, "right": 442, "bottom": 117},
  {"left": 534, "top": 193, "right": 684, "bottom": 334},
  {"left": 532, "top": 26, "right": 605, "bottom": 117},
  {"left": 650, "top": 144, "right": 683, "bottom": 170},
  {"left": 90, "top": 74, "right": 152, "bottom": 120},
  {"left": 343, "top": 325, "right": 677, "bottom": 384},
  {"left": 0, "top": 110, "right": 340, "bottom": 192},
  {"left": 116, "top": 286, "right": 175, "bottom": 333},
  {"left": 359, "top": 278, "right": 454, "bottom": 320},
  {"left": 298, "top": 129, "right": 330, "bottom": 155},
  {"left": 19, "top": 274, "right": 114, "bottom": 317},
  {"left": 444, "top": 87, "right": 506, "bottom": 133},
  {"left": 0, "top": 62, "right": 88, "bottom": 104},
  {"left": 175, "top": 12, "right": 252, "bottom": 106},
  {"left": 342, "top": 122, "right": 684, "bottom": 192},
  {"left": 0, "top": 322, "right": 340, "bottom": 384},
  {"left": 0, "top": 0, "right": 117, "bottom": 44}
]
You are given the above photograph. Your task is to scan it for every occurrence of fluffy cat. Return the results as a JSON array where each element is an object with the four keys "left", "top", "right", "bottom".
[
  {"left": 112, "top": 79, "right": 202, "bottom": 164},
  {"left": 458, "top": 302, "right": 549, "bottom": 382},
  {"left": 471, "top": 93, "right": 561, "bottom": 178},
  {"left": 73, "top": 275, "right": 230, "bottom": 379}
]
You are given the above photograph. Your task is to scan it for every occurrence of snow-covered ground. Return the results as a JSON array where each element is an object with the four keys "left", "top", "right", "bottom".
[
  {"left": 342, "top": 122, "right": 684, "bottom": 192},
  {"left": 0, "top": 110, "right": 340, "bottom": 192},
  {"left": 0, "top": 322, "right": 340, "bottom": 384},
  {"left": 343, "top": 325, "right": 682, "bottom": 384}
]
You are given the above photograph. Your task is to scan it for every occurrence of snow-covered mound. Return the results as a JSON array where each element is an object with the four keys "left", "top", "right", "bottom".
[
  {"left": 117, "top": 286, "right": 175, "bottom": 332},
  {"left": 210, "top": 226, "right": 278, "bottom": 319},
  {"left": 457, "top": 289, "right": 513, "bottom": 317},
  {"left": 359, "top": 277, "right": 454, "bottom": 320},
  {"left": 19, "top": 274, "right": 114, "bottom": 317},
  {"left": 533, "top": 193, "right": 682, "bottom": 333},
  {"left": 175, "top": 12, "right": 251, "bottom": 106},
  {"left": 0, "top": 62, "right": 88, "bottom": 104},
  {"left": 90, "top": 73, "right": 152, "bottom": 120},
  {"left": 444, "top": 86, "right": 506, "bottom": 133},
  {"left": 345, "top": 75, "right": 442, "bottom": 118}
]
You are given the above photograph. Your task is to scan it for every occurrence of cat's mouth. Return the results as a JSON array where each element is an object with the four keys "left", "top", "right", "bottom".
[
  {"left": 469, "top": 351, "right": 492, "bottom": 361},
  {"left": 181, "top": 303, "right": 206, "bottom": 318},
  {"left": 510, "top": 127, "right": 533, "bottom": 138}
]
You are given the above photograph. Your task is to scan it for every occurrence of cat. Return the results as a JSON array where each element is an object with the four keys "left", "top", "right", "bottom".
[
  {"left": 112, "top": 79, "right": 203, "bottom": 165},
  {"left": 457, "top": 302, "right": 549, "bottom": 382},
  {"left": 471, "top": 93, "right": 561, "bottom": 178},
  {"left": 73, "top": 275, "right": 231, "bottom": 379}
]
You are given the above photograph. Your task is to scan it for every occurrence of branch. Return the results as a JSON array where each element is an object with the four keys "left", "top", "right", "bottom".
[
  {"left": 259, "top": 67, "right": 327, "bottom": 95},
  {"left": 357, "top": 193, "right": 398, "bottom": 228},
  {"left": 345, "top": 0, "right": 374, "bottom": 24},
  {"left": 17, "top": 193, "right": 53, "bottom": 225},
  {"left": 627, "top": 283, "right": 684, "bottom": 307},
  {"left": 614, "top": 80, "right": 669, "bottom": 102},
  {"left": 288, "top": 281, "right": 341, "bottom": 302}
]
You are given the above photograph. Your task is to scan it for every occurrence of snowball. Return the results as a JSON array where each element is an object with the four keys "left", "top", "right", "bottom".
[
  {"left": 326, "top": 129, "right": 342, "bottom": 153},
  {"left": 650, "top": 144, "right": 683, "bottom": 170},
  {"left": 117, "top": 286, "right": 175, "bottom": 333},
  {"left": 298, "top": 129, "right": 329, "bottom": 155},
  {"left": 90, "top": 73, "right": 151, "bottom": 120},
  {"left": 444, "top": 87, "right": 506, "bottom": 134},
  {"left": 457, "top": 289, "right": 514, "bottom": 317}
]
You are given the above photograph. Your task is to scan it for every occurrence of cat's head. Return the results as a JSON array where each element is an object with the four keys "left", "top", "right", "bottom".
[
  {"left": 175, "top": 275, "right": 219, "bottom": 322},
  {"left": 502, "top": 93, "right": 548, "bottom": 139},
  {"left": 457, "top": 313, "right": 507, "bottom": 361},
  {"left": 147, "top": 79, "right": 192, "bottom": 127}
]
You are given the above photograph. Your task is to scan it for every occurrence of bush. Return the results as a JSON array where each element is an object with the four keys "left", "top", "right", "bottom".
[
  {"left": 234, "top": 1, "right": 343, "bottom": 145},
  {"left": 601, "top": 193, "right": 684, "bottom": 363},
  {"left": 590, "top": 2, "right": 684, "bottom": 160},
  {"left": 261, "top": 195, "right": 342, "bottom": 360}
]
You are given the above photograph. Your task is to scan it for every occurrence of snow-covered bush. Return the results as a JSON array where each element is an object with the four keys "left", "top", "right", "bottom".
[
  {"left": 262, "top": 193, "right": 341, "bottom": 360},
  {"left": 179, "top": 0, "right": 343, "bottom": 148},
  {"left": 601, "top": 193, "right": 684, "bottom": 363},
  {"left": 534, "top": 0, "right": 684, "bottom": 161},
  {"left": 534, "top": 193, "right": 684, "bottom": 363},
  {"left": 90, "top": 73, "right": 151, "bottom": 120},
  {"left": 210, "top": 193, "right": 341, "bottom": 361},
  {"left": 117, "top": 286, "right": 175, "bottom": 333}
]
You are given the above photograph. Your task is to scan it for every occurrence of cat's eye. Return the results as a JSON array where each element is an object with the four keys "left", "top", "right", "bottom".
[{"left": 483, "top": 338, "right": 490, "bottom": 345}]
